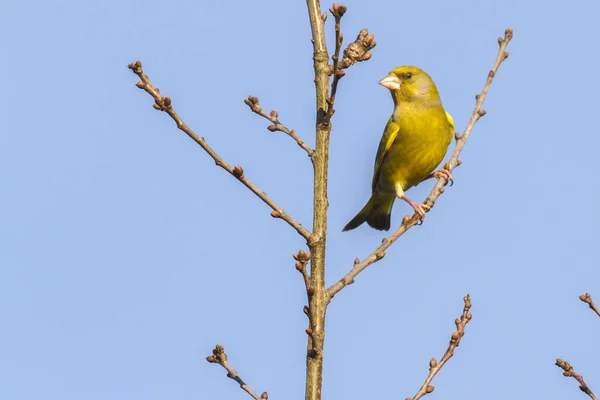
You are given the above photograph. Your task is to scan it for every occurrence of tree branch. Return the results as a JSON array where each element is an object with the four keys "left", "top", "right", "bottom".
[
  {"left": 304, "top": 0, "right": 333, "bottom": 399},
  {"left": 579, "top": 293, "right": 600, "bottom": 318},
  {"left": 326, "top": 27, "right": 514, "bottom": 300},
  {"left": 128, "top": 61, "right": 311, "bottom": 241},
  {"left": 244, "top": 96, "right": 314, "bottom": 158},
  {"left": 322, "top": 3, "right": 346, "bottom": 125},
  {"left": 556, "top": 359, "right": 597, "bottom": 400},
  {"left": 206, "top": 345, "right": 268, "bottom": 400},
  {"left": 408, "top": 295, "right": 472, "bottom": 400}
]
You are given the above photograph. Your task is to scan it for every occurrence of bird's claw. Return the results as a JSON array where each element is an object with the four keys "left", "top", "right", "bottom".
[
  {"left": 407, "top": 202, "right": 430, "bottom": 225},
  {"left": 414, "top": 203, "right": 430, "bottom": 224},
  {"left": 432, "top": 166, "right": 454, "bottom": 186}
]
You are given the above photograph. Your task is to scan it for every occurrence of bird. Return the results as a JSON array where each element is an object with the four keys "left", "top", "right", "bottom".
[{"left": 343, "top": 66, "right": 454, "bottom": 232}]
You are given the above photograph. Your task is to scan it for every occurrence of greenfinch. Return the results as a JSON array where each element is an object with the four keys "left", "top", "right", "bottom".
[{"left": 343, "top": 66, "right": 454, "bottom": 231}]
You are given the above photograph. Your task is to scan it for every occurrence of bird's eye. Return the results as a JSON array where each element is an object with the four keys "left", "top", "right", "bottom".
[{"left": 405, "top": 72, "right": 412, "bottom": 79}]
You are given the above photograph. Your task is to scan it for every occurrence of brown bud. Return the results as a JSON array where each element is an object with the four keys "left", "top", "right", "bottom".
[
  {"left": 426, "top": 385, "right": 435, "bottom": 393},
  {"left": 135, "top": 81, "right": 145, "bottom": 89},
  {"left": 267, "top": 125, "right": 278, "bottom": 132},
  {"left": 478, "top": 109, "right": 487, "bottom": 117},
  {"left": 152, "top": 104, "right": 161, "bottom": 110},
  {"left": 232, "top": 165, "right": 244, "bottom": 178},
  {"left": 270, "top": 210, "right": 281, "bottom": 218},
  {"left": 307, "top": 287, "right": 315, "bottom": 296},
  {"left": 429, "top": 358, "right": 437, "bottom": 368},
  {"left": 305, "top": 327, "right": 313, "bottom": 336},
  {"left": 163, "top": 97, "right": 171, "bottom": 107},
  {"left": 303, "top": 305, "right": 309, "bottom": 315},
  {"left": 270, "top": 110, "right": 278, "bottom": 119},
  {"left": 261, "top": 393, "right": 269, "bottom": 400},
  {"left": 362, "top": 53, "right": 372, "bottom": 61},
  {"left": 206, "top": 355, "right": 216, "bottom": 363}
]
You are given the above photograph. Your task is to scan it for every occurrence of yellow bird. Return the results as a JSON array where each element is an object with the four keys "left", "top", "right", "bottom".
[{"left": 343, "top": 66, "right": 454, "bottom": 231}]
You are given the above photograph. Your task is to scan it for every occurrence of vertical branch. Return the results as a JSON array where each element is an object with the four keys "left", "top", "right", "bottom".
[{"left": 305, "top": 1, "right": 330, "bottom": 400}]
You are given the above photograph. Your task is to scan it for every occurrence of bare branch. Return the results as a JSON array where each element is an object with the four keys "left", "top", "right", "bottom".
[
  {"left": 556, "top": 359, "right": 597, "bottom": 400},
  {"left": 304, "top": 0, "right": 333, "bottom": 399},
  {"left": 409, "top": 295, "right": 473, "bottom": 400},
  {"left": 206, "top": 345, "right": 268, "bottom": 400},
  {"left": 244, "top": 96, "right": 314, "bottom": 158},
  {"left": 128, "top": 61, "right": 311, "bottom": 241},
  {"left": 326, "top": 28, "right": 514, "bottom": 300},
  {"left": 323, "top": 3, "right": 347, "bottom": 125},
  {"left": 579, "top": 293, "right": 600, "bottom": 318}
]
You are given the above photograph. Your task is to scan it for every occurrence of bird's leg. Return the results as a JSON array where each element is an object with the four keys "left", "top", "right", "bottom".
[
  {"left": 422, "top": 163, "right": 454, "bottom": 186},
  {"left": 395, "top": 182, "right": 430, "bottom": 225},
  {"left": 401, "top": 195, "right": 430, "bottom": 225}
]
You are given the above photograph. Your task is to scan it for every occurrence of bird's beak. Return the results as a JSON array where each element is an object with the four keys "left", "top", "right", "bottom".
[{"left": 378, "top": 74, "right": 401, "bottom": 91}]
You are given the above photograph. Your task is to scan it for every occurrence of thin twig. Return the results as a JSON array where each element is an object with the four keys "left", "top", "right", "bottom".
[
  {"left": 294, "top": 250, "right": 312, "bottom": 292},
  {"left": 408, "top": 295, "right": 472, "bottom": 400},
  {"left": 244, "top": 96, "right": 314, "bottom": 157},
  {"left": 579, "top": 293, "right": 600, "bottom": 318},
  {"left": 556, "top": 359, "right": 597, "bottom": 400},
  {"left": 323, "top": 3, "right": 346, "bottom": 125},
  {"left": 128, "top": 61, "right": 311, "bottom": 241},
  {"left": 206, "top": 345, "right": 268, "bottom": 400},
  {"left": 326, "top": 27, "right": 514, "bottom": 300}
]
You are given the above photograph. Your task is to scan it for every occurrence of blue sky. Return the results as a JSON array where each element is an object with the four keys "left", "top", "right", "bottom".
[{"left": 2, "top": 0, "right": 599, "bottom": 399}]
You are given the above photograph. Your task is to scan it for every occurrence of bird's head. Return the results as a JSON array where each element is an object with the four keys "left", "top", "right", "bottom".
[{"left": 379, "top": 66, "right": 441, "bottom": 106}]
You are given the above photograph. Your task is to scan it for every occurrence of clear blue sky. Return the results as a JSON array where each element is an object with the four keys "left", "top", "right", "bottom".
[{"left": 2, "top": 0, "right": 599, "bottom": 399}]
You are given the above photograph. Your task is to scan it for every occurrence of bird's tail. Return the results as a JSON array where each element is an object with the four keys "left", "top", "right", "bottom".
[{"left": 342, "top": 192, "right": 395, "bottom": 232}]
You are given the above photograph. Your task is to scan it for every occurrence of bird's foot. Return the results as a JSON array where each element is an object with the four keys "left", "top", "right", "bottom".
[
  {"left": 431, "top": 163, "right": 454, "bottom": 186},
  {"left": 401, "top": 196, "right": 430, "bottom": 225}
]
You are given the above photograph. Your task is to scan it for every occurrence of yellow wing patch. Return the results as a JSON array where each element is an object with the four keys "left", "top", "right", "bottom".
[
  {"left": 445, "top": 111, "right": 454, "bottom": 130},
  {"left": 371, "top": 119, "right": 400, "bottom": 191}
]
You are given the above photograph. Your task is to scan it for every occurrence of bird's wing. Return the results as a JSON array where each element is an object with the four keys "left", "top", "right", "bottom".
[{"left": 371, "top": 118, "right": 400, "bottom": 191}]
